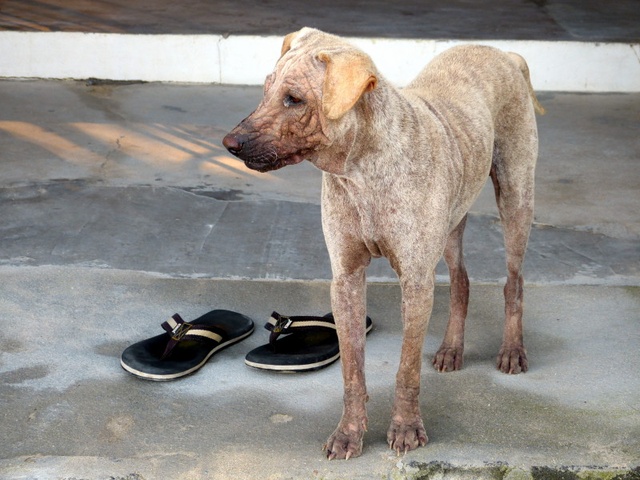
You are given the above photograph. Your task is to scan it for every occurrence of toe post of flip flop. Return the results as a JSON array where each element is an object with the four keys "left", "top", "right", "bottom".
[
  {"left": 244, "top": 312, "right": 373, "bottom": 372},
  {"left": 121, "top": 309, "right": 255, "bottom": 381}
]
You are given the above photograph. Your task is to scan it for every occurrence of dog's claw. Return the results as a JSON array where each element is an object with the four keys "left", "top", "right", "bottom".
[
  {"left": 324, "top": 449, "right": 337, "bottom": 460},
  {"left": 496, "top": 345, "right": 528, "bottom": 374},
  {"left": 325, "top": 420, "right": 366, "bottom": 460},
  {"left": 387, "top": 418, "right": 429, "bottom": 456},
  {"left": 433, "top": 346, "right": 464, "bottom": 372}
]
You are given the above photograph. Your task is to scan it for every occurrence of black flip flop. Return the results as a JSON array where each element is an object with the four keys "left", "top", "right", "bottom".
[
  {"left": 121, "top": 309, "right": 254, "bottom": 381},
  {"left": 244, "top": 312, "right": 373, "bottom": 372}
]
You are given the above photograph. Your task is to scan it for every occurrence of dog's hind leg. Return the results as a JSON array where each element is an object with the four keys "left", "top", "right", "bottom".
[
  {"left": 433, "top": 214, "right": 470, "bottom": 372},
  {"left": 490, "top": 112, "right": 538, "bottom": 374}
]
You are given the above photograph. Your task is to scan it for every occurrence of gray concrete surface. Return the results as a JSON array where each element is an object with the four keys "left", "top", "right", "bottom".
[
  {"left": 0, "top": 78, "right": 638, "bottom": 480},
  {"left": 1, "top": 1, "right": 640, "bottom": 477},
  {"left": 0, "top": 271, "right": 639, "bottom": 480},
  {"left": 1, "top": 82, "right": 638, "bottom": 283}
]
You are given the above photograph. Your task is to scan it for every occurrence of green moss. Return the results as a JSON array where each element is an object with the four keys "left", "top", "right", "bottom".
[{"left": 391, "top": 463, "right": 640, "bottom": 480}]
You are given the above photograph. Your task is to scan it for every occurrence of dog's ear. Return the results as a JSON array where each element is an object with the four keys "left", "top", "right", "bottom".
[
  {"left": 317, "top": 50, "right": 378, "bottom": 120},
  {"left": 281, "top": 30, "right": 300, "bottom": 58}
]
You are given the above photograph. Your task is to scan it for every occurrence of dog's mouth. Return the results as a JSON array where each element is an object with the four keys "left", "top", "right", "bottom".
[
  {"left": 245, "top": 152, "right": 306, "bottom": 172},
  {"left": 222, "top": 132, "right": 308, "bottom": 173}
]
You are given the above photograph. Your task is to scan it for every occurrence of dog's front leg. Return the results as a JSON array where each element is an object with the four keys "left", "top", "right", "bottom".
[
  {"left": 387, "top": 274, "right": 433, "bottom": 454},
  {"left": 324, "top": 267, "right": 369, "bottom": 460}
]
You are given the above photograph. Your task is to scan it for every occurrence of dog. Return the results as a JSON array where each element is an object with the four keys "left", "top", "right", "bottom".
[{"left": 223, "top": 27, "right": 544, "bottom": 459}]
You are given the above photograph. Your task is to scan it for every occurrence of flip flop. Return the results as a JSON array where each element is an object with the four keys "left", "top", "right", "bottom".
[
  {"left": 121, "top": 309, "right": 254, "bottom": 381},
  {"left": 244, "top": 312, "right": 373, "bottom": 372}
]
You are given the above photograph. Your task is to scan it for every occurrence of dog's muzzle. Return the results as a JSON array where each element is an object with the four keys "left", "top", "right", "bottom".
[{"left": 222, "top": 132, "right": 305, "bottom": 172}]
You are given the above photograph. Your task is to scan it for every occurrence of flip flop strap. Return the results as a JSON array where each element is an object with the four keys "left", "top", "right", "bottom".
[
  {"left": 266, "top": 311, "right": 336, "bottom": 345},
  {"left": 160, "top": 313, "right": 224, "bottom": 359}
]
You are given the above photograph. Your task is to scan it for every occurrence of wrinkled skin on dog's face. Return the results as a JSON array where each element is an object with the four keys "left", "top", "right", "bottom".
[{"left": 222, "top": 49, "right": 331, "bottom": 172}]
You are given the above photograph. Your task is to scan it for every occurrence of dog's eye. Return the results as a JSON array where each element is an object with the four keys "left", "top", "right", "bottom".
[{"left": 283, "top": 94, "right": 304, "bottom": 108}]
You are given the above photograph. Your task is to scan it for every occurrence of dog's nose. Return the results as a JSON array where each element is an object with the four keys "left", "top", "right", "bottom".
[{"left": 222, "top": 133, "right": 246, "bottom": 156}]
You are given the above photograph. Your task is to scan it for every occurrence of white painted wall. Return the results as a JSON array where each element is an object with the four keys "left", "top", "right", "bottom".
[{"left": 1, "top": 32, "right": 639, "bottom": 91}]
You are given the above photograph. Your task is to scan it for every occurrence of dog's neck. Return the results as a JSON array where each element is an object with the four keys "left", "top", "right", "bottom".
[{"left": 317, "top": 77, "right": 429, "bottom": 184}]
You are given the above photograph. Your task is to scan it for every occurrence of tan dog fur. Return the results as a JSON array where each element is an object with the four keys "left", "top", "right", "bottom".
[{"left": 223, "top": 27, "right": 544, "bottom": 459}]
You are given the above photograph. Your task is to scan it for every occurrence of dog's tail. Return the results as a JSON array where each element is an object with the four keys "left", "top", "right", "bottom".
[{"left": 507, "top": 52, "right": 545, "bottom": 115}]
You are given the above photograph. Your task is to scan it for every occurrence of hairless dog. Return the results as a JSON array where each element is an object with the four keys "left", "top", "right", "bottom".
[{"left": 224, "top": 27, "right": 544, "bottom": 459}]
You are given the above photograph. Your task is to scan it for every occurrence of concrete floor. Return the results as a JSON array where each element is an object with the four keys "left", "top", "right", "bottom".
[
  {"left": 0, "top": 80, "right": 639, "bottom": 480},
  {"left": 1, "top": 82, "right": 638, "bottom": 282},
  {"left": 1, "top": 1, "right": 639, "bottom": 479}
]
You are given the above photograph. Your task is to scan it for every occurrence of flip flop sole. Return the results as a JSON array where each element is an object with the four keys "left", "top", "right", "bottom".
[
  {"left": 122, "top": 326, "right": 254, "bottom": 381},
  {"left": 245, "top": 317, "right": 373, "bottom": 373},
  {"left": 245, "top": 351, "right": 341, "bottom": 372},
  {"left": 121, "top": 309, "right": 254, "bottom": 381}
]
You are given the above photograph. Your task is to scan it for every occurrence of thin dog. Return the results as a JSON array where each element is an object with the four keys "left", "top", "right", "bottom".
[{"left": 223, "top": 27, "right": 544, "bottom": 459}]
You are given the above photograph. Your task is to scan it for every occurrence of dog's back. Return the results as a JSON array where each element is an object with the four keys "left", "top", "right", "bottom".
[{"left": 406, "top": 45, "right": 543, "bottom": 128}]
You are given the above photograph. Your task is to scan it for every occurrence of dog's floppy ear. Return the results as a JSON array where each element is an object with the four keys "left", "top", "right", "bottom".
[{"left": 317, "top": 50, "right": 378, "bottom": 120}]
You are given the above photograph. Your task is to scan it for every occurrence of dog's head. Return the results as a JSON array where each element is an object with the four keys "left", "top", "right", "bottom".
[{"left": 222, "top": 28, "right": 378, "bottom": 173}]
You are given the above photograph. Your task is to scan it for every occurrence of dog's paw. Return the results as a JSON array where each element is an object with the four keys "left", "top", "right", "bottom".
[
  {"left": 432, "top": 346, "right": 464, "bottom": 372},
  {"left": 324, "top": 426, "right": 364, "bottom": 460},
  {"left": 387, "top": 419, "right": 428, "bottom": 455},
  {"left": 496, "top": 345, "right": 528, "bottom": 374}
]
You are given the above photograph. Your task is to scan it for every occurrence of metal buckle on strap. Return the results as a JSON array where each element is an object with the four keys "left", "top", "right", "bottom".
[
  {"left": 272, "top": 315, "right": 293, "bottom": 334},
  {"left": 170, "top": 321, "right": 193, "bottom": 341}
]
